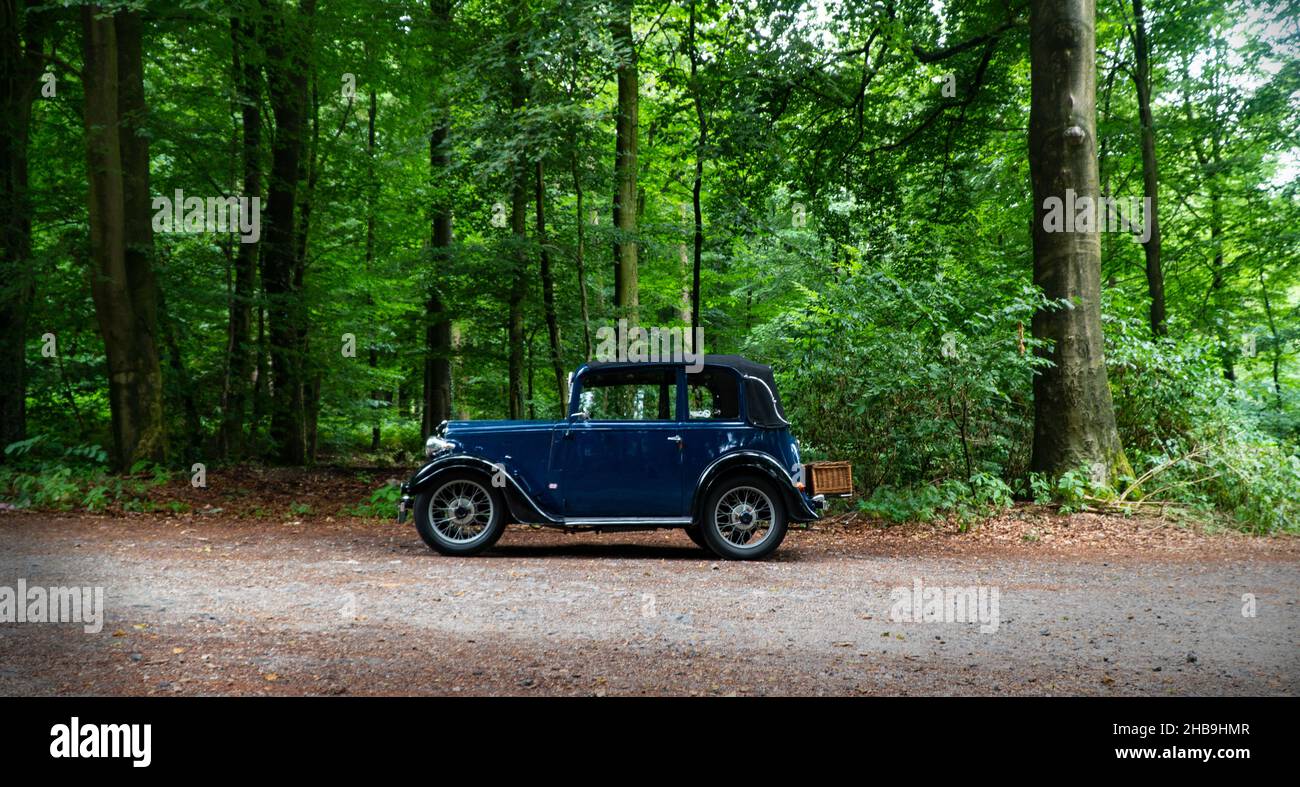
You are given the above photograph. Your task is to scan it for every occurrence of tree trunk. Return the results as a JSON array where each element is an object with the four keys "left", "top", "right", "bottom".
[
  {"left": 526, "top": 328, "right": 536, "bottom": 420},
  {"left": 505, "top": 16, "right": 527, "bottom": 419},
  {"left": 422, "top": 0, "right": 453, "bottom": 436},
  {"left": 1259, "top": 267, "right": 1281, "bottom": 409},
  {"left": 688, "top": 0, "right": 705, "bottom": 335},
  {"left": 1098, "top": 59, "right": 1117, "bottom": 279},
  {"left": 295, "top": 65, "right": 320, "bottom": 461},
  {"left": 0, "top": 0, "right": 46, "bottom": 456},
  {"left": 611, "top": 0, "right": 638, "bottom": 321},
  {"left": 1131, "top": 0, "right": 1165, "bottom": 335},
  {"left": 535, "top": 160, "right": 567, "bottom": 414},
  {"left": 366, "top": 80, "right": 380, "bottom": 451},
  {"left": 677, "top": 234, "right": 691, "bottom": 326},
  {"left": 81, "top": 5, "right": 167, "bottom": 469},
  {"left": 157, "top": 284, "right": 201, "bottom": 461},
  {"left": 261, "top": 0, "right": 313, "bottom": 464},
  {"left": 1027, "top": 0, "right": 1129, "bottom": 484},
  {"left": 250, "top": 304, "right": 268, "bottom": 441},
  {"left": 1179, "top": 53, "right": 1234, "bottom": 381},
  {"left": 304, "top": 373, "right": 321, "bottom": 460},
  {"left": 221, "top": 12, "right": 263, "bottom": 459},
  {"left": 1209, "top": 192, "right": 1235, "bottom": 381},
  {"left": 570, "top": 150, "right": 592, "bottom": 359}
]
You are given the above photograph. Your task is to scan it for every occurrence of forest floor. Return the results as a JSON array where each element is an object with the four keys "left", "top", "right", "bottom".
[{"left": 0, "top": 467, "right": 1296, "bottom": 696}]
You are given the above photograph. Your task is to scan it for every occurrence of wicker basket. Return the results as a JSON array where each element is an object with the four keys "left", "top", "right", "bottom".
[{"left": 805, "top": 461, "right": 853, "bottom": 497}]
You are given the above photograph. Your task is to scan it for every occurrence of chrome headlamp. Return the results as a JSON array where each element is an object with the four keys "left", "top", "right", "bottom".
[{"left": 425, "top": 435, "right": 454, "bottom": 457}]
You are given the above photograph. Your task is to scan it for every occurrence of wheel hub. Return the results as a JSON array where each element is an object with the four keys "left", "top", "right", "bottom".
[{"left": 448, "top": 497, "right": 476, "bottom": 525}]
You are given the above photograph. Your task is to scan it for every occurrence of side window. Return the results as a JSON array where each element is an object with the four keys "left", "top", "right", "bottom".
[
  {"left": 686, "top": 368, "right": 740, "bottom": 420},
  {"left": 577, "top": 368, "right": 677, "bottom": 421}
]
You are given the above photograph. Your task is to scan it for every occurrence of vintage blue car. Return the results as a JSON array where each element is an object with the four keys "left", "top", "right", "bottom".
[{"left": 397, "top": 355, "right": 826, "bottom": 560}]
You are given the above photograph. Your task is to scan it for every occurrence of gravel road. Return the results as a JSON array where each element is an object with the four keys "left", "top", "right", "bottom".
[{"left": 1, "top": 511, "right": 1296, "bottom": 695}]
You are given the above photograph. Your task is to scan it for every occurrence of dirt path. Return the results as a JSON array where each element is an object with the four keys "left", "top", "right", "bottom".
[{"left": 1, "top": 509, "right": 1296, "bottom": 696}]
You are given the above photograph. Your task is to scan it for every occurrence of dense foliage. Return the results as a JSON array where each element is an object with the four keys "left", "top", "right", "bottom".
[{"left": 2, "top": 0, "right": 1297, "bottom": 531}]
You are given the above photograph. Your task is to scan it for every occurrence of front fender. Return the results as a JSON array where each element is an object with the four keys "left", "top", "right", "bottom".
[
  {"left": 402, "top": 454, "right": 561, "bottom": 525},
  {"left": 691, "top": 450, "right": 821, "bottom": 523}
]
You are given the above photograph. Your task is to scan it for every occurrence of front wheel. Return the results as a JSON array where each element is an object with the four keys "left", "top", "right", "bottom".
[
  {"left": 699, "top": 475, "right": 788, "bottom": 560},
  {"left": 413, "top": 472, "right": 507, "bottom": 556}
]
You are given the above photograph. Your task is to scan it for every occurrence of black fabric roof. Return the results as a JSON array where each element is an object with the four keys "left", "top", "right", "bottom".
[{"left": 580, "top": 354, "right": 789, "bottom": 428}]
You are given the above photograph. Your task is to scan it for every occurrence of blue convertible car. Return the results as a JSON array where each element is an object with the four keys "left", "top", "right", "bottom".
[{"left": 397, "top": 355, "right": 825, "bottom": 560}]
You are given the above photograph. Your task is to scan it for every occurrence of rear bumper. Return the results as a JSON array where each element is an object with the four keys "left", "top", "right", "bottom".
[{"left": 788, "top": 488, "right": 823, "bottom": 522}]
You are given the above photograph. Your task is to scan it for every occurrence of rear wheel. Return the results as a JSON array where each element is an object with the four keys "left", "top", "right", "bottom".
[
  {"left": 413, "top": 471, "right": 507, "bottom": 556},
  {"left": 699, "top": 475, "right": 788, "bottom": 560}
]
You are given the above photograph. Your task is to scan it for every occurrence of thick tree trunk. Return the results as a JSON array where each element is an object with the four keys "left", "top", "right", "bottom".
[
  {"left": 261, "top": 0, "right": 313, "bottom": 463},
  {"left": 422, "top": 0, "right": 453, "bottom": 436},
  {"left": 1027, "top": 0, "right": 1129, "bottom": 484},
  {"left": 1131, "top": 0, "right": 1165, "bottom": 335},
  {"left": 0, "top": 0, "right": 46, "bottom": 456},
  {"left": 535, "top": 161, "right": 567, "bottom": 414},
  {"left": 81, "top": 6, "right": 167, "bottom": 469},
  {"left": 115, "top": 11, "right": 159, "bottom": 360},
  {"left": 423, "top": 123, "right": 453, "bottom": 434},
  {"left": 611, "top": 0, "right": 638, "bottom": 321},
  {"left": 221, "top": 13, "right": 263, "bottom": 459}
]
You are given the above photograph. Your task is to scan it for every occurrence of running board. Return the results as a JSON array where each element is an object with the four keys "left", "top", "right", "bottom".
[{"left": 561, "top": 517, "right": 693, "bottom": 527}]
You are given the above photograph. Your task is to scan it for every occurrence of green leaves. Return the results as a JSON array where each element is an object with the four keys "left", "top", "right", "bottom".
[{"left": 751, "top": 270, "right": 1048, "bottom": 492}]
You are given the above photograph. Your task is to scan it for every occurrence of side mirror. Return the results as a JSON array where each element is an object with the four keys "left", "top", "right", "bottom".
[{"left": 568, "top": 411, "right": 590, "bottom": 423}]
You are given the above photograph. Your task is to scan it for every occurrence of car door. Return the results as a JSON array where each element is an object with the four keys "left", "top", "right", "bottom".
[{"left": 561, "top": 366, "right": 685, "bottom": 519}]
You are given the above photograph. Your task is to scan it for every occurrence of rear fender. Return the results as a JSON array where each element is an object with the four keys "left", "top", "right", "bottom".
[{"left": 691, "top": 450, "right": 820, "bottom": 523}]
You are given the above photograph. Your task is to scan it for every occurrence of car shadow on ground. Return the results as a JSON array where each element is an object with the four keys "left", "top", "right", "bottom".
[
  {"left": 481, "top": 542, "right": 716, "bottom": 561},
  {"left": 475, "top": 529, "right": 809, "bottom": 562}
]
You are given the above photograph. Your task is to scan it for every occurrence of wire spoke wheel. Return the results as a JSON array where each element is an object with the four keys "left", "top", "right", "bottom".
[
  {"left": 428, "top": 479, "right": 494, "bottom": 544},
  {"left": 713, "top": 485, "right": 775, "bottom": 550}
]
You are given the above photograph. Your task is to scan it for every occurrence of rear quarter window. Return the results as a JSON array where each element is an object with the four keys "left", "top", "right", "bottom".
[{"left": 687, "top": 368, "right": 740, "bottom": 420}]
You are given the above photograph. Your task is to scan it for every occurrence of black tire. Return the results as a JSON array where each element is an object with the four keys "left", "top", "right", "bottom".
[
  {"left": 698, "top": 474, "right": 788, "bottom": 560},
  {"left": 413, "top": 470, "right": 507, "bottom": 556}
]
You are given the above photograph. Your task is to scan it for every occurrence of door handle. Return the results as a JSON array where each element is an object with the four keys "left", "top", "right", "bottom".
[{"left": 667, "top": 435, "right": 682, "bottom": 443}]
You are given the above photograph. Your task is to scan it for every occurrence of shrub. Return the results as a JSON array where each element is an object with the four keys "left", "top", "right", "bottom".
[
  {"left": 1105, "top": 307, "right": 1300, "bottom": 533},
  {"left": 0, "top": 435, "right": 170, "bottom": 513},
  {"left": 857, "top": 472, "right": 1015, "bottom": 526},
  {"left": 345, "top": 481, "right": 403, "bottom": 518},
  {"left": 750, "top": 271, "right": 1057, "bottom": 494}
]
